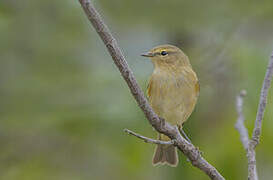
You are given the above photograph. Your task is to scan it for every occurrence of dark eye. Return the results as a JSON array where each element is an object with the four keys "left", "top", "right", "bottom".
[{"left": 161, "top": 51, "right": 168, "bottom": 56}]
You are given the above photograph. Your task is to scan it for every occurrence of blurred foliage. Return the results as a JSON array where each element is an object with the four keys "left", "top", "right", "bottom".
[{"left": 1, "top": 0, "right": 273, "bottom": 179}]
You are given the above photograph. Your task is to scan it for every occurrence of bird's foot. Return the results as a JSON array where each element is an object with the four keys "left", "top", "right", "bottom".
[
  {"left": 159, "top": 117, "right": 165, "bottom": 129},
  {"left": 195, "top": 146, "right": 203, "bottom": 156},
  {"left": 178, "top": 125, "right": 192, "bottom": 144}
]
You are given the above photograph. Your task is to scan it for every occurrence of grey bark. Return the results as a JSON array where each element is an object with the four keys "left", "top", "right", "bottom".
[{"left": 235, "top": 53, "right": 273, "bottom": 180}]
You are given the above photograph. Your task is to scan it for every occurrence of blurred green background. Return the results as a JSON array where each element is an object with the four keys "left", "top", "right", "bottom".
[{"left": 1, "top": 0, "right": 273, "bottom": 179}]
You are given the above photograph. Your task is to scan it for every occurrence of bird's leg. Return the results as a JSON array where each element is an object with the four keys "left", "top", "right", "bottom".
[
  {"left": 177, "top": 124, "right": 192, "bottom": 162},
  {"left": 178, "top": 125, "right": 192, "bottom": 144},
  {"left": 159, "top": 117, "right": 165, "bottom": 129},
  {"left": 178, "top": 125, "right": 204, "bottom": 157}
]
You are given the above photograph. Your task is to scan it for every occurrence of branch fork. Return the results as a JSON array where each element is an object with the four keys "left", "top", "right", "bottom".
[{"left": 235, "top": 52, "right": 273, "bottom": 180}]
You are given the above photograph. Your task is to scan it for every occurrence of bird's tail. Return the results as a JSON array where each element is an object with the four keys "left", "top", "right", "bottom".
[{"left": 152, "top": 134, "right": 178, "bottom": 167}]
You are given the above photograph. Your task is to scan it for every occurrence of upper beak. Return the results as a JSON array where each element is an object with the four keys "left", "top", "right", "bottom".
[{"left": 141, "top": 52, "right": 154, "bottom": 57}]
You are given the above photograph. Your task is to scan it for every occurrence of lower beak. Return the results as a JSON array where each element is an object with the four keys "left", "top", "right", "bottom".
[{"left": 141, "top": 52, "right": 154, "bottom": 57}]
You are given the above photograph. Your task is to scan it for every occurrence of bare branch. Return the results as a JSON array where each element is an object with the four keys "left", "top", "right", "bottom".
[
  {"left": 235, "top": 90, "right": 249, "bottom": 149},
  {"left": 247, "top": 145, "right": 258, "bottom": 180},
  {"left": 124, "top": 129, "right": 175, "bottom": 145},
  {"left": 235, "top": 90, "right": 258, "bottom": 180},
  {"left": 78, "top": 1, "right": 225, "bottom": 179},
  {"left": 235, "top": 53, "right": 273, "bottom": 180},
  {"left": 248, "top": 53, "right": 273, "bottom": 180},
  {"left": 251, "top": 53, "right": 273, "bottom": 146}
]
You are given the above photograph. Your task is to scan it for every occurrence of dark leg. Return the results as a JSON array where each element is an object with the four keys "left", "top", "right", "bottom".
[
  {"left": 178, "top": 125, "right": 192, "bottom": 144},
  {"left": 159, "top": 117, "right": 165, "bottom": 129}
]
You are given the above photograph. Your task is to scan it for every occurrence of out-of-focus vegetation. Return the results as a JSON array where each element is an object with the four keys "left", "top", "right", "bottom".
[{"left": 1, "top": 0, "right": 273, "bottom": 179}]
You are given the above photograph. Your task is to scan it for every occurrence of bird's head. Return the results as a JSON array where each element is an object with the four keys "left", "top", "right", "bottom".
[{"left": 141, "top": 44, "right": 190, "bottom": 68}]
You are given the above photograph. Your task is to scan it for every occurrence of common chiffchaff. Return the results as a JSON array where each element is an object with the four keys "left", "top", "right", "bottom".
[{"left": 142, "top": 44, "right": 199, "bottom": 167}]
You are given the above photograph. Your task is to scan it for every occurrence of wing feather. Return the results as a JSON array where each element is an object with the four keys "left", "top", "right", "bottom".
[
  {"left": 195, "top": 81, "right": 200, "bottom": 96},
  {"left": 147, "top": 77, "right": 153, "bottom": 99}
]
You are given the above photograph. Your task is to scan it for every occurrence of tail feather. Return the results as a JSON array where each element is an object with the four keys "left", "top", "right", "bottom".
[
  {"left": 153, "top": 144, "right": 164, "bottom": 164},
  {"left": 152, "top": 134, "right": 178, "bottom": 167}
]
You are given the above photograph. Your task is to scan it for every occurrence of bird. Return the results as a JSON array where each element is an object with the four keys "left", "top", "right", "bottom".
[{"left": 141, "top": 44, "right": 199, "bottom": 167}]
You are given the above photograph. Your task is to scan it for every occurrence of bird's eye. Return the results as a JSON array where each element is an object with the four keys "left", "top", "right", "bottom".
[{"left": 161, "top": 51, "right": 168, "bottom": 56}]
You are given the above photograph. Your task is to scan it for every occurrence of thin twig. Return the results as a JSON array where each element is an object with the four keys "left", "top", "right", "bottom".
[
  {"left": 247, "top": 144, "right": 258, "bottom": 180},
  {"left": 248, "top": 53, "right": 273, "bottom": 180},
  {"left": 235, "top": 90, "right": 249, "bottom": 150},
  {"left": 251, "top": 53, "right": 273, "bottom": 146},
  {"left": 78, "top": 1, "right": 225, "bottom": 179},
  {"left": 124, "top": 129, "right": 175, "bottom": 145},
  {"left": 235, "top": 52, "right": 273, "bottom": 180},
  {"left": 235, "top": 90, "right": 258, "bottom": 180}
]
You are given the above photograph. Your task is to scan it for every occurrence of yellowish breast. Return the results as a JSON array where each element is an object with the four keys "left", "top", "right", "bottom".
[{"left": 147, "top": 66, "right": 199, "bottom": 126}]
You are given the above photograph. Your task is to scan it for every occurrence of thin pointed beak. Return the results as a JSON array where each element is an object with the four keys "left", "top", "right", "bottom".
[{"left": 141, "top": 52, "right": 154, "bottom": 57}]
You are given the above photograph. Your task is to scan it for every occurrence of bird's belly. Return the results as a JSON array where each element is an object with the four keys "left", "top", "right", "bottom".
[{"left": 149, "top": 78, "right": 197, "bottom": 126}]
